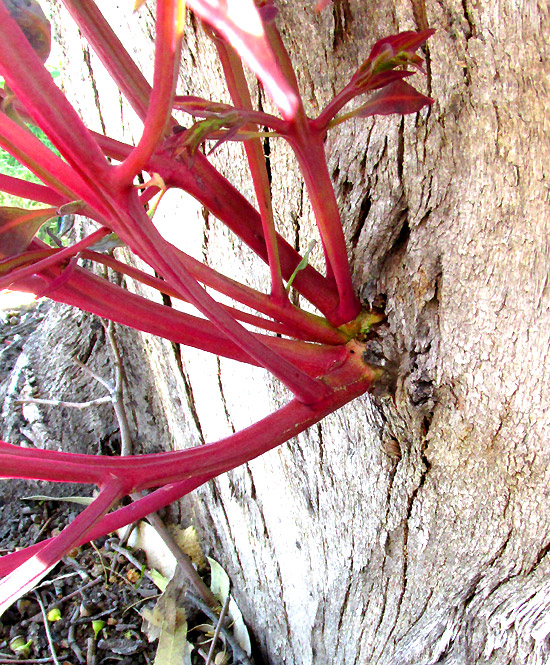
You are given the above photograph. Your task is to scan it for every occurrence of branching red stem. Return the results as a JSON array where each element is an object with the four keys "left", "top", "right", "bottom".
[{"left": 113, "top": 0, "right": 182, "bottom": 186}]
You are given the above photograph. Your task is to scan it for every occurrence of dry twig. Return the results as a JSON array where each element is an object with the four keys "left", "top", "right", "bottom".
[
  {"left": 205, "top": 591, "right": 231, "bottom": 665},
  {"left": 33, "top": 592, "right": 61, "bottom": 665}
]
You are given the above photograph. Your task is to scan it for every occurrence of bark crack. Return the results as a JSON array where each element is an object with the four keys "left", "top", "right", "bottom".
[
  {"left": 455, "top": 527, "right": 515, "bottom": 653},
  {"left": 411, "top": 0, "right": 429, "bottom": 31},
  {"left": 334, "top": 570, "right": 353, "bottom": 640},
  {"left": 76, "top": 323, "right": 100, "bottom": 364},
  {"left": 381, "top": 451, "right": 432, "bottom": 653},
  {"left": 201, "top": 205, "right": 211, "bottom": 264},
  {"left": 81, "top": 43, "right": 106, "bottom": 136},
  {"left": 216, "top": 357, "right": 236, "bottom": 434},
  {"left": 257, "top": 90, "right": 272, "bottom": 190},
  {"left": 531, "top": 541, "right": 550, "bottom": 572},
  {"left": 397, "top": 117, "right": 405, "bottom": 185},
  {"left": 244, "top": 464, "right": 257, "bottom": 501},
  {"left": 371, "top": 575, "right": 391, "bottom": 659},
  {"left": 316, "top": 422, "right": 324, "bottom": 467},
  {"left": 159, "top": 290, "right": 205, "bottom": 444},
  {"left": 289, "top": 184, "right": 304, "bottom": 307},
  {"left": 334, "top": 570, "right": 353, "bottom": 654},
  {"left": 460, "top": 0, "right": 476, "bottom": 39},
  {"left": 332, "top": 0, "right": 353, "bottom": 50},
  {"left": 209, "top": 476, "right": 249, "bottom": 593},
  {"left": 350, "top": 191, "right": 372, "bottom": 251}
]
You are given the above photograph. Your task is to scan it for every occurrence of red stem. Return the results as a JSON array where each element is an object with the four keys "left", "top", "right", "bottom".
[
  {"left": 62, "top": 0, "right": 152, "bottom": 122},
  {"left": 0, "top": 476, "right": 209, "bottom": 576},
  {"left": 96, "top": 133, "right": 341, "bottom": 318},
  {"left": 115, "top": 194, "right": 331, "bottom": 404},
  {"left": 0, "top": 3, "right": 109, "bottom": 186},
  {"left": 187, "top": 0, "right": 300, "bottom": 120},
  {"left": 81, "top": 250, "right": 295, "bottom": 337},
  {"left": 8, "top": 257, "right": 348, "bottom": 375},
  {"left": 314, "top": 84, "right": 362, "bottom": 131},
  {"left": 113, "top": 1, "right": 182, "bottom": 186},
  {"left": 173, "top": 95, "right": 288, "bottom": 134},
  {"left": 262, "top": 14, "right": 306, "bottom": 124},
  {"left": 0, "top": 113, "right": 105, "bottom": 211},
  {"left": 0, "top": 174, "right": 67, "bottom": 208},
  {"left": 81, "top": 250, "right": 346, "bottom": 343},
  {"left": 288, "top": 126, "right": 361, "bottom": 325},
  {"left": 216, "top": 40, "right": 287, "bottom": 304},
  {"left": 0, "top": 349, "right": 375, "bottom": 489},
  {"left": 0, "top": 229, "right": 110, "bottom": 292}
]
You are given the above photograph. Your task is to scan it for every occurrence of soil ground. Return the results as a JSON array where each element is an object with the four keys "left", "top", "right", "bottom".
[
  {"left": 0, "top": 492, "right": 160, "bottom": 665},
  {"left": 0, "top": 297, "right": 248, "bottom": 665}
]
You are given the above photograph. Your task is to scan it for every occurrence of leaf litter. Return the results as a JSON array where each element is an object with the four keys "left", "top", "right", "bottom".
[{"left": 0, "top": 493, "right": 253, "bottom": 665}]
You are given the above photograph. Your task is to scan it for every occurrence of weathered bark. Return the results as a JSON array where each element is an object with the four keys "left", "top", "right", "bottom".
[{"left": 5, "top": 1, "right": 549, "bottom": 663}]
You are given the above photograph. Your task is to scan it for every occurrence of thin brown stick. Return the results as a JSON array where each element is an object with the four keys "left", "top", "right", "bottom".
[
  {"left": 74, "top": 360, "right": 113, "bottom": 393},
  {"left": 16, "top": 397, "right": 111, "bottom": 409},
  {"left": 136, "top": 499, "right": 218, "bottom": 608},
  {"left": 205, "top": 591, "right": 231, "bottom": 665},
  {"left": 33, "top": 592, "right": 61, "bottom": 665},
  {"left": 68, "top": 604, "right": 85, "bottom": 664},
  {"left": 103, "top": 321, "right": 219, "bottom": 607},
  {"left": 0, "top": 657, "right": 54, "bottom": 664},
  {"left": 101, "top": 320, "right": 132, "bottom": 456},
  {"left": 85, "top": 637, "right": 96, "bottom": 665}
]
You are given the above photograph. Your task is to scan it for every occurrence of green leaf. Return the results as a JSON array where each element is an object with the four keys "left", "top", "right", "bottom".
[
  {"left": 57, "top": 200, "right": 84, "bottom": 216},
  {"left": 149, "top": 568, "right": 169, "bottom": 592},
  {"left": 286, "top": 240, "right": 316, "bottom": 292},
  {"left": 92, "top": 620, "right": 106, "bottom": 638},
  {"left": 207, "top": 557, "right": 230, "bottom": 605},
  {"left": 47, "top": 607, "right": 62, "bottom": 622},
  {"left": 207, "top": 557, "right": 252, "bottom": 656},
  {"left": 88, "top": 232, "right": 125, "bottom": 253}
]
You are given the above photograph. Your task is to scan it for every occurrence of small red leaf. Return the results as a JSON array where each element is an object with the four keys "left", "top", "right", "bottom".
[
  {"left": 314, "top": 0, "right": 332, "bottom": 11},
  {"left": 0, "top": 207, "right": 55, "bottom": 259},
  {"left": 366, "top": 70, "right": 415, "bottom": 91},
  {"left": 357, "top": 80, "right": 433, "bottom": 118},
  {"left": 368, "top": 29, "right": 435, "bottom": 63}
]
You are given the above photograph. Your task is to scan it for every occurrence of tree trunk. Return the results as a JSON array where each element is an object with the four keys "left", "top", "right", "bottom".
[{"left": 12, "top": 1, "right": 550, "bottom": 663}]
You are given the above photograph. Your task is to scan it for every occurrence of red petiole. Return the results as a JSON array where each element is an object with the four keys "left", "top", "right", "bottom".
[{"left": 0, "top": 0, "right": 434, "bottom": 612}]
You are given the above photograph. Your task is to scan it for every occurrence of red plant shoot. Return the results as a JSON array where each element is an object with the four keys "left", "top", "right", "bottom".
[{"left": 0, "top": 0, "right": 434, "bottom": 612}]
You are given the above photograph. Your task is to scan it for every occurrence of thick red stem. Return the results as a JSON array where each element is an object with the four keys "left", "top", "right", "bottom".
[
  {"left": 0, "top": 346, "right": 376, "bottom": 490},
  {"left": 81, "top": 250, "right": 346, "bottom": 343},
  {"left": 288, "top": 126, "right": 362, "bottom": 324},
  {"left": 0, "top": 174, "right": 66, "bottom": 208},
  {"left": 113, "top": 0, "right": 182, "bottom": 186},
  {"left": 96, "top": 133, "right": 341, "bottom": 318},
  {"left": 109, "top": 194, "right": 331, "bottom": 404},
  {"left": 216, "top": 40, "right": 286, "bottom": 304},
  {"left": 8, "top": 258, "right": 348, "bottom": 375},
  {"left": 62, "top": 0, "right": 151, "bottom": 121}
]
